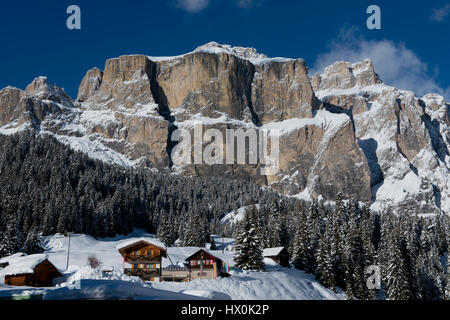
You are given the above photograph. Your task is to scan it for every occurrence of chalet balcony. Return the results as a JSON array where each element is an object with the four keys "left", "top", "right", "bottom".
[
  {"left": 124, "top": 255, "right": 161, "bottom": 264},
  {"left": 124, "top": 268, "right": 160, "bottom": 279}
]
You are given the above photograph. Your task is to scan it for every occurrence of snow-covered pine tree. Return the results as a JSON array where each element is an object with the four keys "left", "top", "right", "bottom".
[
  {"left": 201, "top": 214, "right": 211, "bottom": 244},
  {"left": 360, "top": 207, "right": 378, "bottom": 300},
  {"left": 157, "top": 210, "right": 175, "bottom": 247},
  {"left": 184, "top": 210, "right": 205, "bottom": 247},
  {"left": 316, "top": 233, "right": 336, "bottom": 291},
  {"left": 384, "top": 233, "right": 414, "bottom": 300},
  {"left": 417, "top": 228, "right": 446, "bottom": 299},
  {"left": 0, "top": 214, "right": 19, "bottom": 257},
  {"left": 342, "top": 214, "right": 367, "bottom": 300},
  {"left": 267, "top": 209, "right": 282, "bottom": 248},
  {"left": 233, "top": 206, "right": 265, "bottom": 271},
  {"left": 292, "top": 209, "right": 310, "bottom": 271},
  {"left": 23, "top": 226, "right": 44, "bottom": 255},
  {"left": 305, "top": 199, "right": 321, "bottom": 273}
]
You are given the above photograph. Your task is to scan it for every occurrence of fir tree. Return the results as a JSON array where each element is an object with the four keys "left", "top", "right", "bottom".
[
  {"left": 0, "top": 214, "right": 18, "bottom": 257},
  {"left": 23, "top": 226, "right": 44, "bottom": 255},
  {"left": 292, "top": 209, "right": 311, "bottom": 271},
  {"left": 157, "top": 210, "right": 175, "bottom": 247},
  {"left": 234, "top": 206, "right": 265, "bottom": 271},
  {"left": 184, "top": 211, "right": 204, "bottom": 247},
  {"left": 316, "top": 234, "right": 335, "bottom": 291},
  {"left": 384, "top": 233, "right": 414, "bottom": 300}
]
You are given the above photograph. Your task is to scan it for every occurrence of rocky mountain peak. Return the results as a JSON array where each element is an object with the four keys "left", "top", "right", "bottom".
[
  {"left": 194, "top": 42, "right": 268, "bottom": 60},
  {"left": 25, "top": 76, "right": 73, "bottom": 105},
  {"left": 312, "top": 58, "right": 382, "bottom": 92}
]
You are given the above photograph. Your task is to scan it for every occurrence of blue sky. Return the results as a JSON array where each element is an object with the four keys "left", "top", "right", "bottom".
[{"left": 0, "top": 0, "right": 449, "bottom": 99}]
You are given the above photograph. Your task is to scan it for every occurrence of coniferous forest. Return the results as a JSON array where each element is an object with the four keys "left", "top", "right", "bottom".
[{"left": 0, "top": 131, "right": 448, "bottom": 300}]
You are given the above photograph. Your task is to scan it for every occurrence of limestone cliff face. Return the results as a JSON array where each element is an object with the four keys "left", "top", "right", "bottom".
[
  {"left": 0, "top": 86, "right": 25, "bottom": 126},
  {"left": 1, "top": 42, "right": 448, "bottom": 213},
  {"left": 269, "top": 117, "right": 371, "bottom": 201},
  {"left": 315, "top": 60, "right": 449, "bottom": 214},
  {"left": 75, "top": 55, "right": 170, "bottom": 168},
  {"left": 155, "top": 51, "right": 255, "bottom": 122},
  {"left": 251, "top": 58, "right": 318, "bottom": 124},
  {"left": 78, "top": 55, "right": 157, "bottom": 110},
  {"left": 77, "top": 68, "right": 103, "bottom": 103},
  {"left": 153, "top": 43, "right": 318, "bottom": 124}
]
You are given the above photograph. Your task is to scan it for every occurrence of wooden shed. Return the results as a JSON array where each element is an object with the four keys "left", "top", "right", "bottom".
[
  {"left": 263, "top": 247, "right": 291, "bottom": 268},
  {"left": 1, "top": 254, "right": 62, "bottom": 287}
]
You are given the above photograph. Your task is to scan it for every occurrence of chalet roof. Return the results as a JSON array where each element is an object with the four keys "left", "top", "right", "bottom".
[
  {"left": 263, "top": 247, "right": 288, "bottom": 257},
  {"left": 116, "top": 238, "right": 167, "bottom": 256},
  {"left": 0, "top": 252, "right": 26, "bottom": 266},
  {"left": 0, "top": 254, "right": 58, "bottom": 277},
  {"left": 185, "top": 249, "right": 223, "bottom": 262}
]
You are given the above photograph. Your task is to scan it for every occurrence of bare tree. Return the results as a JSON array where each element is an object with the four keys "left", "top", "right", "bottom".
[{"left": 87, "top": 255, "right": 102, "bottom": 270}]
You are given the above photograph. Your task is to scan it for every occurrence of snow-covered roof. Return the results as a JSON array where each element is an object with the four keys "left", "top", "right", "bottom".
[
  {"left": 0, "top": 253, "right": 26, "bottom": 265},
  {"left": 263, "top": 247, "right": 286, "bottom": 257},
  {"left": 116, "top": 237, "right": 167, "bottom": 251},
  {"left": 184, "top": 248, "right": 228, "bottom": 262},
  {"left": 0, "top": 254, "right": 49, "bottom": 276}
]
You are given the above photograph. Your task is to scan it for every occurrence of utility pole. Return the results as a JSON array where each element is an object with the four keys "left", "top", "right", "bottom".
[
  {"left": 66, "top": 232, "right": 72, "bottom": 271},
  {"left": 221, "top": 226, "right": 224, "bottom": 254}
]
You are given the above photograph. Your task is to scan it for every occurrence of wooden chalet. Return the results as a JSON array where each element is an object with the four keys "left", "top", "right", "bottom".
[
  {"left": 117, "top": 239, "right": 167, "bottom": 282},
  {"left": 263, "top": 247, "right": 291, "bottom": 267},
  {"left": 185, "top": 249, "right": 224, "bottom": 280},
  {"left": 1, "top": 254, "right": 62, "bottom": 287}
]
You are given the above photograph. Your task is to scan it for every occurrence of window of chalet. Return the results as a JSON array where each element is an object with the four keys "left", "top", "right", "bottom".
[
  {"left": 190, "top": 260, "right": 215, "bottom": 266},
  {"left": 146, "top": 250, "right": 152, "bottom": 257}
]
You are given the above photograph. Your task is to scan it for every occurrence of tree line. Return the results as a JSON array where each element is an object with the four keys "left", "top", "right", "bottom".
[
  {"left": 0, "top": 131, "right": 276, "bottom": 255},
  {"left": 233, "top": 197, "right": 449, "bottom": 300}
]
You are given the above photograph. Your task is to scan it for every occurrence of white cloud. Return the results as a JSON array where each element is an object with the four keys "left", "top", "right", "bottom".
[
  {"left": 176, "top": 0, "right": 262, "bottom": 13},
  {"left": 236, "top": 0, "right": 263, "bottom": 8},
  {"left": 430, "top": 4, "right": 450, "bottom": 22},
  {"left": 312, "top": 27, "right": 450, "bottom": 100},
  {"left": 177, "top": 0, "right": 210, "bottom": 13}
]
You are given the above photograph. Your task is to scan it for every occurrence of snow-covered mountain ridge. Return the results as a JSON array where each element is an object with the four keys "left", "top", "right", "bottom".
[{"left": 0, "top": 42, "right": 448, "bottom": 215}]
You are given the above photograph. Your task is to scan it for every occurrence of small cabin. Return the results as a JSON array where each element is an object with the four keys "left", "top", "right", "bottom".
[
  {"left": 185, "top": 249, "right": 224, "bottom": 280},
  {"left": 1, "top": 254, "right": 62, "bottom": 287},
  {"left": 117, "top": 239, "right": 167, "bottom": 282},
  {"left": 263, "top": 247, "right": 291, "bottom": 268}
]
